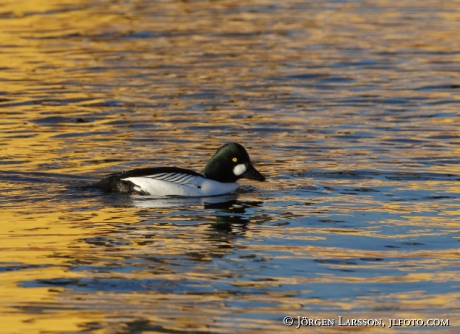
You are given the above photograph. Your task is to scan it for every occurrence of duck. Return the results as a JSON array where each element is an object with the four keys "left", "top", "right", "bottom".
[{"left": 93, "top": 142, "right": 265, "bottom": 197}]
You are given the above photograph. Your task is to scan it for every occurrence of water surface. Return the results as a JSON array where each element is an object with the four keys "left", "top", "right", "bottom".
[{"left": 1, "top": 0, "right": 460, "bottom": 332}]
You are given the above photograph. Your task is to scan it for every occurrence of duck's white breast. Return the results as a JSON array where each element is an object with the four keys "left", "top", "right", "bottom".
[
  {"left": 121, "top": 176, "right": 239, "bottom": 197},
  {"left": 199, "top": 179, "right": 240, "bottom": 196}
]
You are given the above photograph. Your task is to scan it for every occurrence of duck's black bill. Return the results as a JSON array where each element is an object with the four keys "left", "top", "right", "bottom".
[{"left": 242, "top": 164, "right": 266, "bottom": 181}]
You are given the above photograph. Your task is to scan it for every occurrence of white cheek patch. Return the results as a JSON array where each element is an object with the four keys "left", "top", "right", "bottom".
[{"left": 233, "top": 164, "right": 247, "bottom": 176}]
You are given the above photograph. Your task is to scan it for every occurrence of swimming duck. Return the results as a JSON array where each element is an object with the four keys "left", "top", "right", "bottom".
[{"left": 93, "top": 142, "right": 265, "bottom": 197}]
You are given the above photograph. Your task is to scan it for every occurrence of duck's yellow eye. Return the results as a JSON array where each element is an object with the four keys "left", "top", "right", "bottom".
[{"left": 232, "top": 157, "right": 238, "bottom": 162}]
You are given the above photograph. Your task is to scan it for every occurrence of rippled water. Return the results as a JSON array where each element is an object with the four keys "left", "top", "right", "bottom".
[{"left": 1, "top": 0, "right": 460, "bottom": 332}]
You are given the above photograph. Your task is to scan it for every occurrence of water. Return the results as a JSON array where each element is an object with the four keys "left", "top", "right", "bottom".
[{"left": 1, "top": 0, "right": 460, "bottom": 332}]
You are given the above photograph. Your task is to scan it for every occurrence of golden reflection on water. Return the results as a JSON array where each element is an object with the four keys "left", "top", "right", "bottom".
[{"left": 1, "top": 0, "right": 460, "bottom": 332}]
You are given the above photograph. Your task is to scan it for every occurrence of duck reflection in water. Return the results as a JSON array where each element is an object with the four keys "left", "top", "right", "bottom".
[{"left": 110, "top": 194, "right": 264, "bottom": 235}]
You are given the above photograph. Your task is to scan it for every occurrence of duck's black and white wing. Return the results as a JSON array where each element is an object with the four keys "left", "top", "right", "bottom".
[{"left": 94, "top": 167, "right": 205, "bottom": 196}]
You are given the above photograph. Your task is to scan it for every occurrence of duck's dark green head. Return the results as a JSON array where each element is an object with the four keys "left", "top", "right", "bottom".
[{"left": 204, "top": 143, "right": 266, "bottom": 183}]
